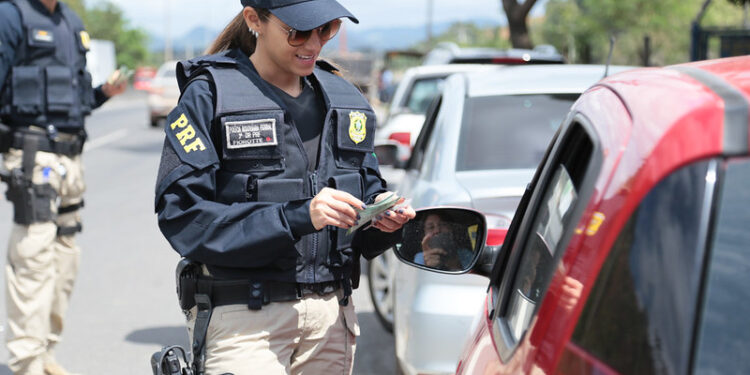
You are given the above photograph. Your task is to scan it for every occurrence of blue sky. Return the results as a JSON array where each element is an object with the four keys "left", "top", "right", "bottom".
[{"left": 89, "top": 0, "right": 547, "bottom": 38}]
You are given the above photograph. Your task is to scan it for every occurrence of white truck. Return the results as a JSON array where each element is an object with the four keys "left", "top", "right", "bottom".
[{"left": 86, "top": 39, "right": 117, "bottom": 87}]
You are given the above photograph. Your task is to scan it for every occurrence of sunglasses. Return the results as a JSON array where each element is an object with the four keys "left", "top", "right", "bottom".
[{"left": 268, "top": 17, "right": 342, "bottom": 47}]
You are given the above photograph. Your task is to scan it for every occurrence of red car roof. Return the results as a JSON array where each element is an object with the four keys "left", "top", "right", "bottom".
[{"left": 598, "top": 55, "right": 750, "bottom": 158}]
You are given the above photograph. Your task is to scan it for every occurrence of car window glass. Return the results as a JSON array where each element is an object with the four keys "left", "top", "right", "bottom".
[
  {"left": 489, "top": 128, "right": 561, "bottom": 289},
  {"left": 500, "top": 123, "right": 593, "bottom": 343},
  {"left": 408, "top": 96, "right": 442, "bottom": 171},
  {"left": 694, "top": 159, "right": 750, "bottom": 375},
  {"left": 505, "top": 165, "right": 577, "bottom": 340},
  {"left": 456, "top": 94, "right": 578, "bottom": 171},
  {"left": 404, "top": 77, "right": 445, "bottom": 115},
  {"left": 570, "top": 160, "right": 711, "bottom": 375}
]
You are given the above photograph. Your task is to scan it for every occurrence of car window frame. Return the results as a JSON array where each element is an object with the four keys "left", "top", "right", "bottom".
[
  {"left": 489, "top": 113, "right": 603, "bottom": 363},
  {"left": 692, "top": 157, "right": 750, "bottom": 375}
]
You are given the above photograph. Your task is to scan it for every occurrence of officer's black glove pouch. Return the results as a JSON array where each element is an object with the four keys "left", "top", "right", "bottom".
[
  {"left": 5, "top": 169, "right": 56, "bottom": 225},
  {"left": 10, "top": 66, "right": 44, "bottom": 115},
  {"left": 45, "top": 66, "right": 75, "bottom": 114},
  {"left": 0, "top": 123, "right": 12, "bottom": 153},
  {"left": 256, "top": 178, "right": 304, "bottom": 202}
]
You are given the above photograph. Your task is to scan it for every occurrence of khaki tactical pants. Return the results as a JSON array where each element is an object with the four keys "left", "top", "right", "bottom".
[
  {"left": 3, "top": 148, "right": 85, "bottom": 375},
  {"left": 187, "top": 290, "right": 360, "bottom": 375}
]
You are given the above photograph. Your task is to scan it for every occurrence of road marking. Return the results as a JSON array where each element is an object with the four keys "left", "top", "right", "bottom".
[{"left": 84, "top": 129, "right": 130, "bottom": 152}]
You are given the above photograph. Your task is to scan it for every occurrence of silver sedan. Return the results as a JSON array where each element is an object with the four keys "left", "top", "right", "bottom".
[{"left": 373, "top": 64, "right": 633, "bottom": 375}]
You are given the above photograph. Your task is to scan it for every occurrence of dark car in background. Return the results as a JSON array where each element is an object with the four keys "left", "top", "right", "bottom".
[{"left": 422, "top": 42, "right": 564, "bottom": 66}]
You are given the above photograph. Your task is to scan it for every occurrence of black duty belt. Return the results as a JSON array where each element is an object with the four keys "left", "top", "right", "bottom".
[
  {"left": 11, "top": 130, "right": 84, "bottom": 156},
  {"left": 199, "top": 279, "right": 343, "bottom": 310}
]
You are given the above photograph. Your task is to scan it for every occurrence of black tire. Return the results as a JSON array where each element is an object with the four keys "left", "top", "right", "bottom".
[{"left": 367, "top": 254, "right": 394, "bottom": 332}]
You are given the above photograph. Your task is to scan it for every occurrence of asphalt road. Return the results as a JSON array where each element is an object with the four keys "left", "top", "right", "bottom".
[{"left": 0, "top": 90, "right": 397, "bottom": 375}]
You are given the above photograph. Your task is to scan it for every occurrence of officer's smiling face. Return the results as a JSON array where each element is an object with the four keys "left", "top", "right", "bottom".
[{"left": 260, "top": 15, "right": 328, "bottom": 78}]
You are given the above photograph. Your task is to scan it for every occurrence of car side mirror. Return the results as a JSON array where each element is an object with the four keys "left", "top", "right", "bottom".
[
  {"left": 393, "top": 208, "right": 492, "bottom": 276},
  {"left": 374, "top": 143, "right": 408, "bottom": 169}
]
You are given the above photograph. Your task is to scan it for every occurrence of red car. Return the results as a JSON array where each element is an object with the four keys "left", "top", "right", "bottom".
[
  {"left": 392, "top": 55, "right": 750, "bottom": 375},
  {"left": 133, "top": 66, "right": 157, "bottom": 91}
]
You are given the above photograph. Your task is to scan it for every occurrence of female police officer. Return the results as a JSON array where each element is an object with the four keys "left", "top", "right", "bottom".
[{"left": 154, "top": 0, "right": 415, "bottom": 374}]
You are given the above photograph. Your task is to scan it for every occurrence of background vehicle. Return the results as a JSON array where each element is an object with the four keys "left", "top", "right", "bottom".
[
  {"left": 375, "top": 64, "right": 492, "bottom": 149},
  {"left": 373, "top": 64, "right": 631, "bottom": 375},
  {"left": 375, "top": 55, "right": 572, "bottom": 190},
  {"left": 422, "top": 42, "right": 564, "bottom": 66},
  {"left": 374, "top": 64, "right": 495, "bottom": 186},
  {"left": 147, "top": 60, "right": 180, "bottom": 127},
  {"left": 133, "top": 66, "right": 157, "bottom": 91},
  {"left": 392, "top": 56, "right": 750, "bottom": 375},
  {"left": 85, "top": 39, "right": 117, "bottom": 87}
]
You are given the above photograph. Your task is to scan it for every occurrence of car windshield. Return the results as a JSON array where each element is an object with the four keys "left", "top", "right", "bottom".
[
  {"left": 404, "top": 77, "right": 445, "bottom": 114},
  {"left": 456, "top": 94, "right": 579, "bottom": 171}
]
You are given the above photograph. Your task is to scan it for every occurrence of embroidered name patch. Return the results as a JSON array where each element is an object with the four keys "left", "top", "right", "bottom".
[
  {"left": 225, "top": 119, "right": 278, "bottom": 149},
  {"left": 33, "top": 29, "right": 54, "bottom": 43}
]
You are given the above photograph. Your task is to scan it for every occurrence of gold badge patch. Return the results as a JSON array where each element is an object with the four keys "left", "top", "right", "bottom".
[
  {"left": 79, "top": 31, "right": 91, "bottom": 50},
  {"left": 348, "top": 111, "right": 367, "bottom": 144}
]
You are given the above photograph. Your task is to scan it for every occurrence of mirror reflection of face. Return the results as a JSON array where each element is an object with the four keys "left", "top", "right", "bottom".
[
  {"left": 393, "top": 209, "right": 484, "bottom": 273},
  {"left": 424, "top": 214, "right": 452, "bottom": 237}
]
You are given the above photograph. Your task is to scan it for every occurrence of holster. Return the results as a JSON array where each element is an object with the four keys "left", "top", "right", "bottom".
[
  {"left": 5, "top": 168, "right": 56, "bottom": 225},
  {"left": 176, "top": 258, "right": 200, "bottom": 311}
]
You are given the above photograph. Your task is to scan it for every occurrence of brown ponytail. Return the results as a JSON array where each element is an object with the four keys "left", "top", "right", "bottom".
[{"left": 206, "top": 9, "right": 271, "bottom": 56}]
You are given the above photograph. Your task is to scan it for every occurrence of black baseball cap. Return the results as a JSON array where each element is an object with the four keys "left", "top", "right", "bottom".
[{"left": 240, "top": 0, "right": 359, "bottom": 31}]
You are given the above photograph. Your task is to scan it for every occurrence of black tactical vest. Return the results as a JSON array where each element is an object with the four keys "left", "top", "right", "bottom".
[
  {"left": 0, "top": 0, "right": 95, "bottom": 130},
  {"left": 175, "top": 52, "right": 378, "bottom": 284}
]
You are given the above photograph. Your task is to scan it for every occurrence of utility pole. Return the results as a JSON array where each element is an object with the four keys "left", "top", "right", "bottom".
[{"left": 164, "top": 0, "right": 173, "bottom": 62}]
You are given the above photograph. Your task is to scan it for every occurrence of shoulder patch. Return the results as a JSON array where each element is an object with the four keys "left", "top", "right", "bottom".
[{"left": 164, "top": 105, "right": 218, "bottom": 169}]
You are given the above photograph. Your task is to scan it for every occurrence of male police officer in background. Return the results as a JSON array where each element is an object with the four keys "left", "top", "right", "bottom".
[{"left": 0, "top": 0, "right": 126, "bottom": 374}]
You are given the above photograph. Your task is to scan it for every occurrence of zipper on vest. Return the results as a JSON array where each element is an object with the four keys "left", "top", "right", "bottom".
[{"left": 309, "top": 171, "right": 319, "bottom": 283}]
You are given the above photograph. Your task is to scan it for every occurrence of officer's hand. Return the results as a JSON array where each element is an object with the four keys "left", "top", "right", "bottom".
[
  {"left": 371, "top": 192, "right": 415, "bottom": 233},
  {"left": 310, "top": 187, "right": 366, "bottom": 230},
  {"left": 102, "top": 80, "right": 127, "bottom": 98}
]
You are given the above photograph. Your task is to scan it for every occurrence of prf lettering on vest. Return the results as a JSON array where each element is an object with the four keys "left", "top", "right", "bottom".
[{"left": 170, "top": 113, "right": 206, "bottom": 153}]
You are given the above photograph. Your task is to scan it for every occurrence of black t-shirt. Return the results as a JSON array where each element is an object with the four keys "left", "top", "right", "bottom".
[{"left": 269, "top": 79, "right": 326, "bottom": 172}]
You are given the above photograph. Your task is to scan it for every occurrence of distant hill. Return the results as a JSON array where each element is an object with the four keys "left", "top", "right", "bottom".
[
  {"left": 149, "top": 26, "right": 216, "bottom": 55},
  {"left": 149, "top": 18, "right": 505, "bottom": 55}
]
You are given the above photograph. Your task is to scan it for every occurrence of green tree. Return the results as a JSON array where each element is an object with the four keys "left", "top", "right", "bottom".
[
  {"left": 539, "top": 0, "right": 744, "bottom": 66},
  {"left": 85, "top": 2, "right": 150, "bottom": 68},
  {"left": 62, "top": 0, "right": 150, "bottom": 68}
]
